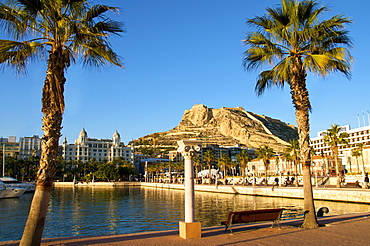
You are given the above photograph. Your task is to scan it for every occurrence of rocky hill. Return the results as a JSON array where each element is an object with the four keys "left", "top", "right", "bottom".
[{"left": 134, "top": 104, "right": 298, "bottom": 152}]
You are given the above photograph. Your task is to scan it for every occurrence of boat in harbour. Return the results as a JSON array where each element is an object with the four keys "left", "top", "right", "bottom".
[
  {"left": 0, "top": 176, "right": 36, "bottom": 192},
  {"left": 0, "top": 180, "right": 27, "bottom": 198}
]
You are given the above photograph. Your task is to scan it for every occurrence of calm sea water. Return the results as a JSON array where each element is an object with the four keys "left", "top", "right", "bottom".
[{"left": 1, "top": 186, "right": 370, "bottom": 242}]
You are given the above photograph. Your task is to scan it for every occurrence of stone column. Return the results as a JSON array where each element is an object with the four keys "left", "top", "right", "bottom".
[{"left": 177, "top": 139, "right": 202, "bottom": 239}]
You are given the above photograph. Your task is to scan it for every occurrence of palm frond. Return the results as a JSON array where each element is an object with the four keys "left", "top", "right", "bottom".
[
  {"left": 254, "top": 60, "right": 289, "bottom": 96},
  {"left": 85, "top": 4, "right": 119, "bottom": 21},
  {"left": 243, "top": 32, "right": 286, "bottom": 70},
  {"left": 80, "top": 39, "right": 123, "bottom": 68},
  {"left": 0, "top": 3, "right": 30, "bottom": 39},
  {"left": 16, "top": 0, "right": 42, "bottom": 15},
  {"left": 92, "top": 20, "right": 124, "bottom": 36},
  {"left": 0, "top": 39, "right": 42, "bottom": 74}
]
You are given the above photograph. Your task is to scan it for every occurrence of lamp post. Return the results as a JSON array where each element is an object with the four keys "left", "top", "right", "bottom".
[
  {"left": 177, "top": 139, "right": 202, "bottom": 239},
  {"left": 2, "top": 144, "right": 5, "bottom": 177},
  {"left": 315, "top": 163, "right": 318, "bottom": 187}
]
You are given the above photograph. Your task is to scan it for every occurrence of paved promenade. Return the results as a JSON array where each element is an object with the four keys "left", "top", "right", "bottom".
[{"left": 1, "top": 213, "right": 369, "bottom": 246}]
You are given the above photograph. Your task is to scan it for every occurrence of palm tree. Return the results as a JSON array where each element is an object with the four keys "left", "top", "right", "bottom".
[
  {"left": 193, "top": 155, "right": 202, "bottom": 179},
  {"left": 218, "top": 154, "right": 233, "bottom": 183},
  {"left": 243, "top": 0, "right": 352, "bottom": 228},
  {"left": 351, "top": 148, "right": 360, "bottom": 174},
  {"left": 203, "top": 150, "right": 215, "bottom": 184},
  {"left": 323, "top": 124, "right": 349, "bottom": 188},
  {"left": 171, "top": 161, "right": 184, "bottom": 183},
  {"left": 256, "top": 145, "right": 274, "bottom": 186},
  {"left": 236, "top": 150, "right": 251, "bottom": 185},
  {"left": 357, "top": 143, "right": 366, "bottom": 178},
  {"left": 283, "top": 151, "right": 293, "bottom": 175},
  {"left": 146, "top": 164, "right": 156, "bottom": 182},
  {"left": 0, "top": 1, "right": 123, "bottom": 244},
  {"left": 352, "top": 143, "right": 366, "bottom": 187},
  {"left": 284, "top": 139, "right": 300, "bottom": 186}
]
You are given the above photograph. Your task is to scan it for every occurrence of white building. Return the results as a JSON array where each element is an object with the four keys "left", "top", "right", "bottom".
[
  {"left": 18, "top": 135, "right": 42, "bottom": 159},
  {"left": 61, "top": 129, "right": 134, "bottom": 163},
  {"left": 310, "top": 125, "right": 370, "bottom": 174}
]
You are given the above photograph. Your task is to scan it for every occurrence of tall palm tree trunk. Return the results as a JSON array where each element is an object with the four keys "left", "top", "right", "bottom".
[
  {"left": 333, "top": 148, "right": 341, "bottom": 188},
  {"left": 264, "top": 164, "right": 268, "bottom": 186},
  {"left": 20, "top": 48, "right": 66, "bottom": 246},
  {"left": 290, "top": 60, "right": 318, "bottom": 228},
  {"left": 294, "top": 160, "right": 299, "bottom": 187},
  {"left": 296, "top": 106, "right": 317, "bottom": 228},
  {"left": 208, "top": 164, "right": 212, "bottom": 185}
]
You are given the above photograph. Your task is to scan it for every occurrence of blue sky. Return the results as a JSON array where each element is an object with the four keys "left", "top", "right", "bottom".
[{"left": 1, "top": 0, "right": 370, "bottom": 145}]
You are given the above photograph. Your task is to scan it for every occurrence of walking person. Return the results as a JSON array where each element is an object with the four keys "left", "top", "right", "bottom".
[{"left": 364, "top": 173, "right": 369, "bottom": 189}]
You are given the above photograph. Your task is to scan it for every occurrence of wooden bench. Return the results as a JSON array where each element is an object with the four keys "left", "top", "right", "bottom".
[{"left": 221, "top": 208, "right": 284, "bottom": 233}]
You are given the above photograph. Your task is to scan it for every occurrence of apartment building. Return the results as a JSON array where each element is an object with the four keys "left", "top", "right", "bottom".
[
  {"left": 18, "top": 135, "right": 42, "bottom": 159},
  {"left": 310, "top": 125, "right": 370, "bottom": 174}
]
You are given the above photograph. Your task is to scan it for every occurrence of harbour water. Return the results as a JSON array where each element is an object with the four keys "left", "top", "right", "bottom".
[{"left": 1, "top": 186, "right": 370, "bottom": 242}]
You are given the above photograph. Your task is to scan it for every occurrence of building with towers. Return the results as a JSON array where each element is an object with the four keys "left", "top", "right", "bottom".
[{"left": 60, "top": 128, "right": 134, "bottom": 163}]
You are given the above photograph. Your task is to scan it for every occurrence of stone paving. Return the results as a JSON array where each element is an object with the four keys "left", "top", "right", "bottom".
[{"left": 1, "top": 213, "right": 369, "bottom": 246}]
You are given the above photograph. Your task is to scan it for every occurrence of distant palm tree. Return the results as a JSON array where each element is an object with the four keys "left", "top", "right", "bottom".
[
  {"left": 323, "top": 124, "right": 349, "bottom": 188},
  {"left": 193, "top": 156, "right": 202, "bottom": 179},
  {"left": 203, "top": 150, "right": 215, "bottom": 184},
  {"left": 171, "top": 161, "right": 184, "bottom": 183},
  {"left": 256, "top": 145, "right": 274, "bottom": 186},
  {"left": 146, "top": 164, "right": 156, "bottom": 182},
  {"left": 351, "top": 148, "right": 360, "bottom": 174},
  {"left": 284, "top": 139, "right": 300, "bottom": 186},
  {"left": 357, "top": 143, "right": 366, "bottom": 177},
  {"left": 236, "top": 150, "right": 251, "bottom": 185},
  {"left": 243, "top": 0, "right": 352, "bottom": 228},
  {"left": 0, "top": 1, "right": 123, "bottom": 244},
  {"left": 218, "top": 154, "right": 233, "bottom": 181}
]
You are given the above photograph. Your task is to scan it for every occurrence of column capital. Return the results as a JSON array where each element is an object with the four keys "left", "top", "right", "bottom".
[{"left": 177, "top": 139, "right": 202, "bottom": 157}]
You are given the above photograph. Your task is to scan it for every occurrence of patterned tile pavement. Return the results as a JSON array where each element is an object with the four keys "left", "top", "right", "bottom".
[{"left": 1, "top": 213, "right": 369, "bottom": 246}]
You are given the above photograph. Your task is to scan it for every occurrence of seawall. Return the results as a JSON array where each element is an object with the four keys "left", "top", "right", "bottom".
[
  {"left": 140, "top": 182, "right": 370, "bottom": 204},
  {"left": 53, "top": 181, "right": 370, "bottom": 204}
]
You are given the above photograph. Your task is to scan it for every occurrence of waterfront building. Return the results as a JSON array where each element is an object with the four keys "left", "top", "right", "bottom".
[
  {"left": 168, "top": 150, "right": 182, "bottom": 162},
  {"left": 134, "top": 153, "right": 153, "bottom": 174},
  {"left": 140, "top": 158, "right": 171, "bottom": 182},
  {"left": 60, "top": 128, "right": 134, "bottom": 163},
  {"left": 247, "top": 154, "right": 334, "bottom": 178},
  {"left": 248, "top": 156, "right": 291, "bottom": 177},
  {"left": 0, "top": 137, "right": 19, "bottom": 158},
  {"left": 18, "top": 135, "right": 42, "bottom": 160},
  {"left": 199, "top": 145, "right": 256, "bottom": 175},
  {"left": 0, "top": 136, "right": 16, "bottom": 142},
  {"left": 310, "top": 125, "right": 370, "bottom": 174}
]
